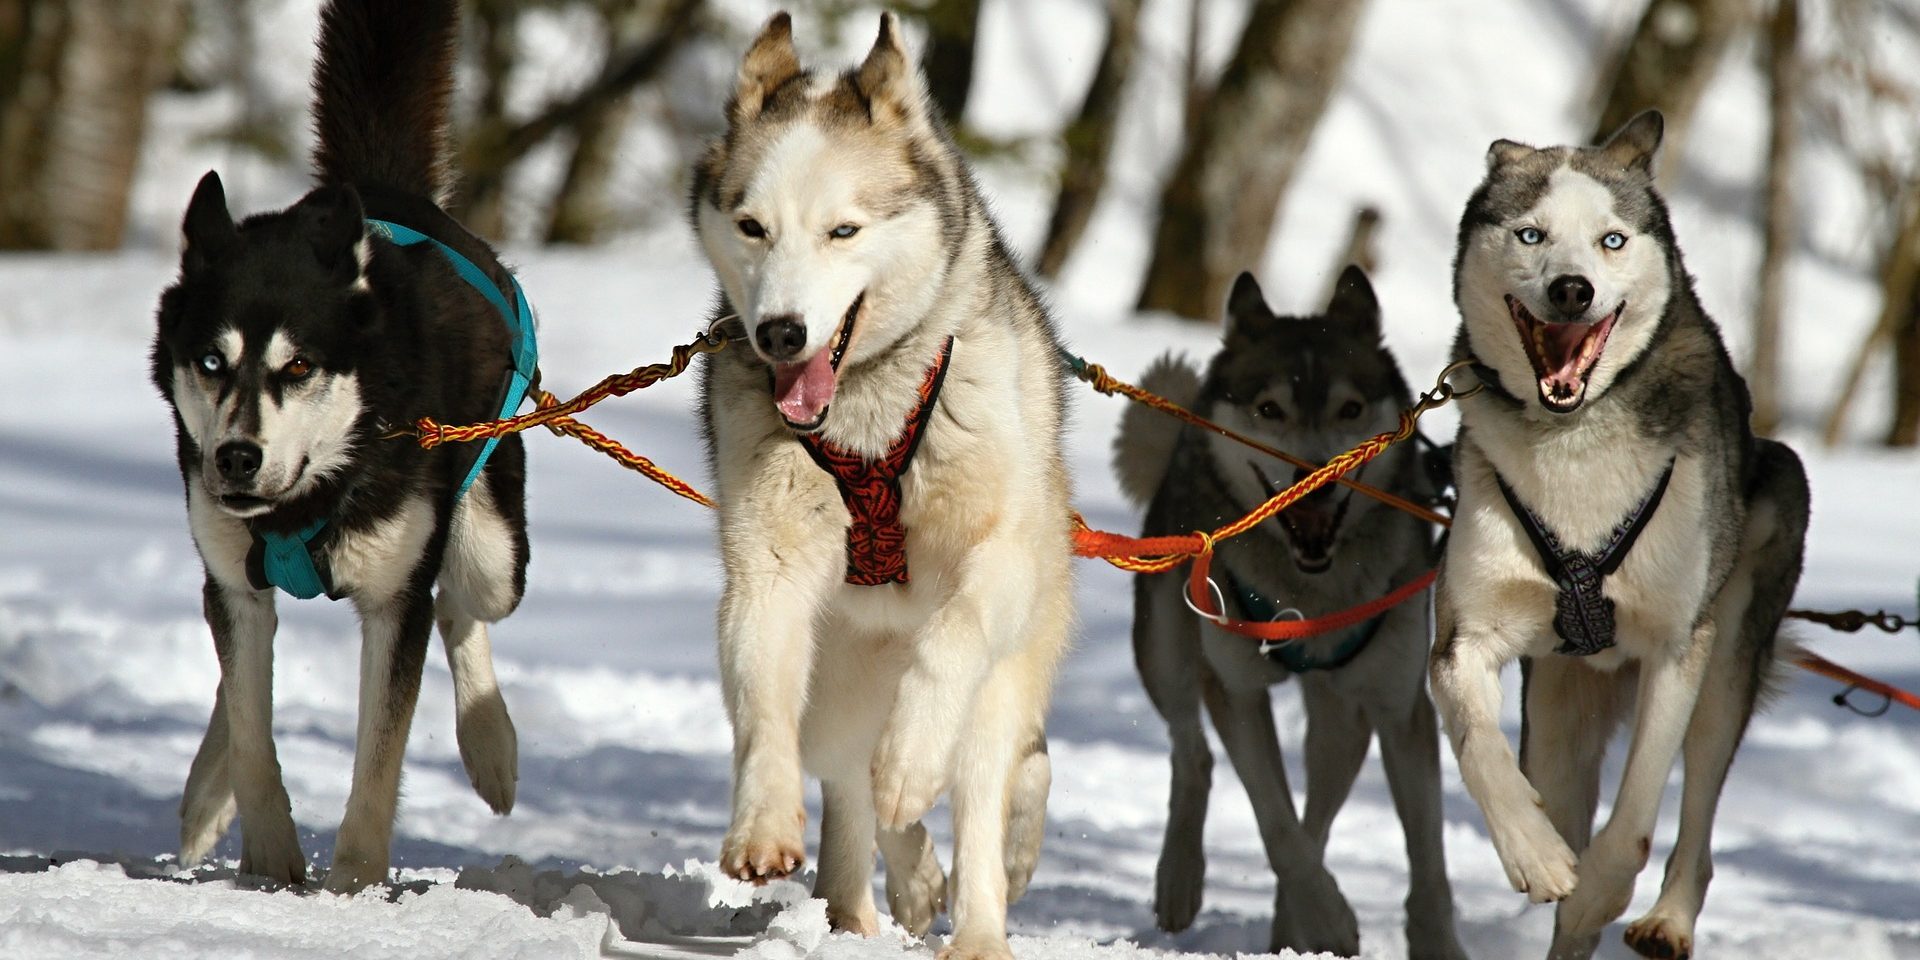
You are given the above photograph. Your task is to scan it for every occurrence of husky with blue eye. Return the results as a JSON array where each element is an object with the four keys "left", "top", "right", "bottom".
[
  {"left": 1430, "top": 110, "right": 1810, "bottom": 960},
  {"left": 151, "top": 0, "right": 529, "bottom": 893}
]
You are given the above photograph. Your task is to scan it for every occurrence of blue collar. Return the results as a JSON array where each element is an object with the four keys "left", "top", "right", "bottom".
[
  {"left": 246, "top": 217, "right": 538, "bottom": 599},
  {"left": 1225, "top": 570, "right": 1384, "bottom": 673}
]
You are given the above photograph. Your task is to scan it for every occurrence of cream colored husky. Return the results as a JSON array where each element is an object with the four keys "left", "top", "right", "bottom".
[{"left": 689, "top": 12, "right": 1074, "bottom": 959}]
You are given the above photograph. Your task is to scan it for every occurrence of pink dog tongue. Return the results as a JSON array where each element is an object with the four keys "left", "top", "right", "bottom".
[
  {"left": 1539, "top": 321, "right": 1593, "bottom": 391},
  {"left": 773, "top": 348, "right": 837, "bottom": 423}
]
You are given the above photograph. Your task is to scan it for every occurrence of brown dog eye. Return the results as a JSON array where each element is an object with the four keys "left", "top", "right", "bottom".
[
  {"left": 1257, "top": 400, "right": 1285, "bottom": 421},
  {"left": 737, "top": 218, "right": 766, "bottom": 239},
  {"left": 1338, "top": 400, "right": 1363, "bottom": 420},
  {"left": 283, "top": 357, "right": 313, "bottom": 379}
]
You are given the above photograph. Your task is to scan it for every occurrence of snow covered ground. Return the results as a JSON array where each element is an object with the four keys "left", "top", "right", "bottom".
[{"left": 2, "top": 1, "right": 1918, "bottom": 958}]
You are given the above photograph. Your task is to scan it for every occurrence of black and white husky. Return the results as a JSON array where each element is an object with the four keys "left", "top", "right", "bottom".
[
  {"left": 1430, "top": 111, "right": 1810, "bottom": 960},
  {"left": 1114, "top": 268, "right": 1466, "bottom": 959},
  {"left": 151, "top": 0, "right": 529, "bottom": 893}
]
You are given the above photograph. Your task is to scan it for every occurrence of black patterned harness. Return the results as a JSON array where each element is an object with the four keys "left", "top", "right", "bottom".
[{"left": 1494, "top": 460, "right": 1676, "bottom": 656}]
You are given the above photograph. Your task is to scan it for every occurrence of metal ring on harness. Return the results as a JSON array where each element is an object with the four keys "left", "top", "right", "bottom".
[{"left": 1257, "top": 607, "right": 1306, "bottom": 658}]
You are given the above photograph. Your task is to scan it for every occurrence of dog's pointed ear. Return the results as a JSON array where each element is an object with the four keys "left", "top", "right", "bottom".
[
  {"left": 733, "top": 12, "right": 800, "bottom": 123},
  {"left": 182, "top": 171, "right": 236, "bottom": 275},
  {"left": 1595, "top": 109, "right": 1664, "bottom": 175},
  {"left": 290, "top": 183, "right": 368, "bottom": 283},
  {"left": 1326, "top": 264, "right": 1381, "bottom": 339},
  {"left": 1486, "top": 139, "right": 1534, "bottom": 170},
  {"left": 857, "top": 11, "right": 926, "bottom": 126},
  {"left": 1225, "top": 271, "right": 1275, "bottom": 337}
]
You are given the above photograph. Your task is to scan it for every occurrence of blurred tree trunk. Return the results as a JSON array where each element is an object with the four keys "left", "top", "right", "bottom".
[
  {"left": 1137, "top": 0, "right": 1367, "bottom": 321},
  {"left": 455, "top": 0, "right": 700, "bottom": 242},
  {"left": 546, "top": 1, "right": 651, "bottom": 245},
  {"left": 1589, "top": 0, "right": 1748, "bottom": 157},
  {"left": 1034, "top": 0, "right": 1141, "bottom": 279},
  {"left": 458, "top": 0, "right": 524, "bottom": 240},
  {"left": 921, "top": 0, "right": 980, "bottom": 126},
  {"left": 1749, "top": 0, "right": 1796, "bottom": 436},
  {"left": 1182, "top": 0, "right": 1204, "bottom": 143},
  {"left": 1892, "top": 280, "right": 1920, "bottom": 446},
  {"left": 0, "top": 0, "right": 187, "bottom": 250},
  {"left": 1822, "top": 180, "right": 1920, "bottom": 447}
]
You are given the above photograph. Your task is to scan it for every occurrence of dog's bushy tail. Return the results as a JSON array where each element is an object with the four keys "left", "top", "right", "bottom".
[
  {"left": 310, "top": 0, "right": 458, "bottom": 202},
  {"left": 1112, "top": 353, "right": 1200, "bottom": 507}
]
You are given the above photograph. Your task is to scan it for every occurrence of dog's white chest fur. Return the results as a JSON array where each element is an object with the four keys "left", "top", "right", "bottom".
[{"left": 1457, "top": 404, "right": 1712, "bottom": 657}]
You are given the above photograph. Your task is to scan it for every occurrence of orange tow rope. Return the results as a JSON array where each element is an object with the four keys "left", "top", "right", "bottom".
[{"left": 393, "top": 329, "right": 1918, "bottom": 711}]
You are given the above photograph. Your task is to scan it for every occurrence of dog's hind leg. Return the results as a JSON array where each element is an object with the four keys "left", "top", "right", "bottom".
[
  {"left": 817, "top": 777, "right": 881, "bottom": 935},
  {"left": 1134, "top": 571, "right": 1211, "bottom": 933},
  {"left": 202, "top": 578, "right": 307, "bottom": 884},
  {"left": 436, "top": 592, "right": 517, "bottom": 814},
  {"left": 1522, "top": 656, "right": 1628, "bottom": 960},
  {"left": 179, "top": 684, "right": 238, "bottom": 868},
  {"left": 1201, "top": 671, "right": 1359, "bottom": 957},
  {"left": 326, "top": 581, "right": 435, "bottom": 894},
  {"left": 1300, "top": 673, "right": 1371, "bottom": 852},
  {"left": 1373, "top": 683, "right": 1470, "bottom": 960},
  {"left": 878, "top": 820, "right": 946, "bottom": 937}
]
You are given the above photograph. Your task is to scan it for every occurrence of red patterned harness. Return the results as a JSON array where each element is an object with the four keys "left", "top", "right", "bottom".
[{"left": 799, "top": 337, "right": 955, "bottom": 586}]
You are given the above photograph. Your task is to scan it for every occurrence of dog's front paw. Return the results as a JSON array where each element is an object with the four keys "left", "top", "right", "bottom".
[
  {"left": 870, "top": 727, "right": 952, "bottom": 831},
  {"left": 1557, "top": 830, "right": 1644, "bottom": 933},
  {"left": 1487, "top": 805, "right": 1579, "bottom": 902},
  {"left": 883, "top": 832, "right": 947, "bottom": 937},
  {"left": 1623, "top": 910, "right": 1693, "bottom": 960},
  {"left": 178, "top": 791, "right": 238, "bottom": 869},
  {"left": 1152, "top": 838, "right": 1205, "bottom": 932},
  {"left": 1275, "top": 867, "right": 1359, "bottom": 957},
  {"left": 237, "top": 814, "right": 307, "bottom": 886},
  {"left": 721, "top": 806, "right": 807, "bottom": 884},
  {"left": 937, "top": 932, "right": 1015, "bottom": 960},
  {"left": 455, "top": 694, "right": 518, "bottom": 815},
  {"left": 322, "top": 849, "right": 390, "bottom": 895}
]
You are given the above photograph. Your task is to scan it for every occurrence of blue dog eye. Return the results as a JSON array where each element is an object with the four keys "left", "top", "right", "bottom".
[
  {"left": 830, "top": 224, "right": 860, "bottom": 240},
  {"left": 1602, "top": 231, "right": 1627, "bottom": 250},
  {"left": 198, "top": 353, "right": 225, "bottom": 374},
  {"left": 1516, "top": 227, "right": 1544, "bottom": 245}
]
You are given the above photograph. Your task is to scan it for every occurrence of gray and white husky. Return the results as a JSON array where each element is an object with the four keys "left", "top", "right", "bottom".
[
  {"left": 690, "top": 13, "right": 1073, "bottom": 958},
  {"left": 1430, "top": 110, "right": 1809, "bottom": 960},
  {"left": 1115, "top": 267, "right": 1467, "bottom": 959}
]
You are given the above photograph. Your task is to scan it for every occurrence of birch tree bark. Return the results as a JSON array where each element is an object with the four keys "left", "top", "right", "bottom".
[
  {"left": 1034, "top": 0, "right": 1141, "bottom": 279},
  {"left": 0, "top": 0, "right": 188, "bottom": 250}
]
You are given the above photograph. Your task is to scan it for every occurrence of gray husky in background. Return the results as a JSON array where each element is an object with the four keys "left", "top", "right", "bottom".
[
  {"left": 1430, "top": 110, "right": 1809, "bottom": 960},
  {"left": 690, "top": 12, "right": 1072, "bottom": 959},
  {"left": 1115, "top": 267, "right": 1467, "bottom": 959}
]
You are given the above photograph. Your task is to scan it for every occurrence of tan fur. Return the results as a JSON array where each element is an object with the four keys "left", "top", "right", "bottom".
[{"left": 694, "top": 13, "right": 1072, "bottom": 960}]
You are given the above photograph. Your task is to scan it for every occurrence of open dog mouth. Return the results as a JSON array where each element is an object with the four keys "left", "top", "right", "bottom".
[
  {"left": 1506, "top": 294, "right": 1621, "bottom": 413},
  {"left": 771, "top": 292, "right": 862, "bottom": 433},
  {"left": 1251, "top": 461, "right": 1352, "bottom": 575}
]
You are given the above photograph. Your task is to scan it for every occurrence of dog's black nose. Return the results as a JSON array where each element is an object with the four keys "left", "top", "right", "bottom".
[
  {"left": 755, "top": 315, "right": 808, "bottom": 362},
  {"left": 1548, "top": 275, "right": 1595, "bottom": 318},
  {"left": 215, "top": 442, "right": 262, "bottom": 482}
]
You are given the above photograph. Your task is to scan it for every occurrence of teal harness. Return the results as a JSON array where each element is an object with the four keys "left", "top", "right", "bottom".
[
  {"left": 1224, "top": 570, "right": 1385, "bottom": 673},
  {"left": 245, "top": 218, "right": 537, "bottom": 600}
]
